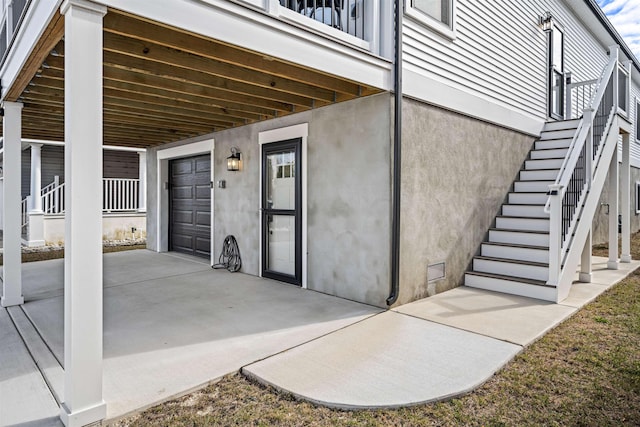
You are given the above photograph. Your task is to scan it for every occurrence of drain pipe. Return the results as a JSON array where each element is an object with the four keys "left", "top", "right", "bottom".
[{"left": 386, "top": 0, "right": 402, "bottom": 306}]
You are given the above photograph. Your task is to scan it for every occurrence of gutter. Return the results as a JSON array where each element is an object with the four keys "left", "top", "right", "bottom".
[
  {"left": 387, "top": 0, "right": 402, "bottom": 306},
  {"left": 584, "top": 0, "right": 640, "bottom": 75}
]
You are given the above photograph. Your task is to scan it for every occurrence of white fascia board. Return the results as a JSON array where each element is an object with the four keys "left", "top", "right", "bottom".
[
  {"left": 94, "top": 0, "right": 393, "bottom": 90},
  {"left": 403, "top": 68, "right": 546, "bottom": 137},
  {"left": 0, "top": 0, "right": 61, "bottom": 101}
]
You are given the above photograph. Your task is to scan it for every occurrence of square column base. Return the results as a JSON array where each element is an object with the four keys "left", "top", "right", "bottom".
[
  {"left": 1, "top": 295, "right": 24, "bottom": 307},
  {"left": 620, "top": 254, "right": 632, "bottom": 263},
  {"left": 607, "top": 261, "right": 619, "bottom": 270},
  {"left": 60, "top": 401, "right": 106, "bottom": 427},
  {"left": 579, "top": 272, "right": 592, "bottom": 283}
]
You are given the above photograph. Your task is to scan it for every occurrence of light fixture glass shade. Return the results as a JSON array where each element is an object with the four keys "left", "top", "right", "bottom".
[
  {"left": 539, "top": 12, "right": 553, "bottom": 32},
  {"left": 227, "top": 148, "right": 241, "bottom": 171}
]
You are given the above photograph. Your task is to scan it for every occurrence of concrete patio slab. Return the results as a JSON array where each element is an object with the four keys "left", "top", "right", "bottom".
[
  {"left": 19, "top": 250, "right": 382, "bottom": 420},
  {"left": 0, "top": 308, "right": 62, "bottom": 427},
  {"left": 243, "top": 311, "right": 521, "bottom": 408}
]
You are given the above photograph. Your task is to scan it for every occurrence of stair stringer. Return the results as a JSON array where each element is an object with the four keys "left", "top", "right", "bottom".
[{"left": 554, "top": 116, "right": 620, "bottom": 302}]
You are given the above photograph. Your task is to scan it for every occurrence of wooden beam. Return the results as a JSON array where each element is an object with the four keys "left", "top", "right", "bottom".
[
  {"left": 103, "top": 10, "right": 363, "bottom": 97},
  {"left": 4, "top": 12, "right": 64, "bottom": 101}
]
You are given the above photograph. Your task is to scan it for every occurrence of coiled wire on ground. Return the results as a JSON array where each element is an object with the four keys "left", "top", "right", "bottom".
[{"left": 212, "top": 235, "right": 242, "bottom": 272}]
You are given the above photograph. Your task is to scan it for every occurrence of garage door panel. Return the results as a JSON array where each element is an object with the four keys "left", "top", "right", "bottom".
[{"left": 170, "top": 154, "right": 211, "bottom": 259}]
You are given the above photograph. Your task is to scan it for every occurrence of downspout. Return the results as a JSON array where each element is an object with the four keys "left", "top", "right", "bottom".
[{"left": 386, "top": 0, "right": 402, "bottom": 306}]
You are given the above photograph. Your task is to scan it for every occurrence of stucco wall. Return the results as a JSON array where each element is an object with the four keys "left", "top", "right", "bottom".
[
  {"left": 147, "top": 93, "right": 392, "bottom": 307},
  {"left": 592, "top": 164, "right": 640, "bottom": 245},
  {"left": 398, "top": 98, "right": 535, "bottom": 305}
]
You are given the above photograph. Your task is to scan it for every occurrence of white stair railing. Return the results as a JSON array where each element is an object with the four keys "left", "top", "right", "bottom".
[
  {"left": 40, "top": 178, "right": 140, "bottom": 214},
  {"left": 21, "top": 197, "right": 28, "bottom": 232},
  {"left": 566, "top": 77, "right": 598, "bottom": 119},
  {"left": 41, "top": 175, "right": 59, "bottom": 196},
  {"left": 545, "top": 46, "right": 624, "bottom": 297}
]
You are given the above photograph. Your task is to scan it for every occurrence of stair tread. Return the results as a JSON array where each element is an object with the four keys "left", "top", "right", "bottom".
[
  {"left": 474, "top": 255, "right": 548, "bottom": 268},
  {"left": 466, "top": 271, "right": 554, "bottom": 288},
  {"left": 527, "top": 157, "right": 565, "bottom": 161},
  {"left": 497, "top": 215, "right": 548, "bottom": 220},
  {"left": 482, "top": 242, "right": 549, "bottom": 250},
  {"left": 503, "top": 203, "right": 546, "bottom": 207},
  {"left": 520, "top": 168, "right": 560, "bottom": 171},
  {"left": 490, "top": 227, "right": 549, "bottom": 235}
]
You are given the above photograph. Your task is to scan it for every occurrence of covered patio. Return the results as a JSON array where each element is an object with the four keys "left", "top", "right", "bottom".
[{"left": 0, "top": 249, "right": 380, "bottom": 425}]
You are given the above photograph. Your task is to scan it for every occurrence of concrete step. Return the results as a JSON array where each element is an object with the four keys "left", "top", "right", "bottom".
[
  {"left": 514, "top": 180, "right": 554, "bottom": 193},
  {"left": 488, "top": 228, "right": 549, "bottom": 247},
  {"left": 539, "top": 128, "right": 577, "bottom": 140},
  {"left": 464, "top": 271, "right": 557, "bottom": 301},
  {"left": 543, "top": 119, "right": 581, "bottom": 132},
  {"left": 473, "top": 256, "right": 548, "bottom": 281},
  {"left": 530, "top": 148, "right": 569, "bottom": 159},
  {"left": 481, "top": 242, "right": 549, "bottom": 264},
  {"left": 495, "top": 216, "right": 550, "bottom": 232},
  {"left": 535, "top": 137, "right": 573, "bottom": 150},
  {"left": 502, "top": 204, "right": 548, "bottom": 218},
  {"left": 525, "top": 158, "right": 564, "bottom": 170},
  {"left": 520, "top": 169, "right": 560, "bottom": 181},
  {"left": 507, "top": 192, "right": 548, "bottom": 205}
]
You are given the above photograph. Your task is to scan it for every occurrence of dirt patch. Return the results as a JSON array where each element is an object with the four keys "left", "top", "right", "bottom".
[{"left": 0, "top": 243, "right": 147, "bottom": 265}]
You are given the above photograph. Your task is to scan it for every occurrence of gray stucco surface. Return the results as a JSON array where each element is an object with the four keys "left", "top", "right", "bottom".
[
  {"left": 398, "top": 98, "right": 535, "bottom": 305},
  {"left": 147, "top": 93, "right": 392, "bottom": 307}
]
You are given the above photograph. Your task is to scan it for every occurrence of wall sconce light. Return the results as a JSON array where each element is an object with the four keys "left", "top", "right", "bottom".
[
  {"left": 538, "top": 11, "right": 553, "bottom": 32},
  {"left": 227, "top": 147, "right": 241, "bottom": 171}
]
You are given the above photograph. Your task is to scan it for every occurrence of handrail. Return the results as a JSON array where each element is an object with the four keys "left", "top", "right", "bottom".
[
  {"left": 40, "top": 178, "right": 140, "bottom": 214},
  {"left": 544, "top": 50, "right": 619, "bottom": 214},
  {"left": 20, "top": 197, "right": 28, "bottom": 230}
]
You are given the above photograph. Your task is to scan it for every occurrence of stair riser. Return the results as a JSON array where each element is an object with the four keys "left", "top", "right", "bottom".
[
  {"left": 508, "top": 193, "right": 548, "bottom": 205},
  {"left": 520, "top": 169, "right": 559, "bottom": 181},
  {"left": 473, "top": 259, "right": 549, "bottom": 281},
  {"left": 543, "top": 120, "right": 580, "bottom": 132},
  {"left": 489, "top": 230, "right": 549, "bottom": 246},
  {"left": 502, "top": 205, "right": 548, "bottom": 218},
  {"left": 525, "top": 159, "right": 564, "bottom": 170},
  {"left": 481, "top": 244, "right": 549, "bottom": 263},
  {"left": 496, "top": 217, "right": 550, "bottom": 232},
  {"left": 465, "top": 274, "right": 557, "bottom": 301},
  {"left": 514, "top": 181, "right": 554, "bottom": 192},
  {"left": 539, "top": 129, "right": 576, "bottom": 140},
  {"left": 530, "top": 148, "right": 569, "bottom": 159},
  {"left": 535, "top": 138, "right": 573, "bottom": 150}
]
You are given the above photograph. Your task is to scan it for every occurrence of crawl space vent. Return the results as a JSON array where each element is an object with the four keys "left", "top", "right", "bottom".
[{"left": 427, "top": 261, "right": 446, "bottom": 282}]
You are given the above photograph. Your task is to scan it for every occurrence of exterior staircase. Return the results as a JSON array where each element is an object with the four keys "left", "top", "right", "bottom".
[
  {"left": 464, "top": 45, "right": 630, "bottom": 302},
  {"left": 465, "top": 120, "right": 578, "bottom": 301}
]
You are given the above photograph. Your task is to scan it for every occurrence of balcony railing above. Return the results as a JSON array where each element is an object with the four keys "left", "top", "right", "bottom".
[
  {"left": 0, "top": 0, "right": 30, "bottom": 67},
  {"left": 280, "top": 0, "right": 366, "bottom": 40}
]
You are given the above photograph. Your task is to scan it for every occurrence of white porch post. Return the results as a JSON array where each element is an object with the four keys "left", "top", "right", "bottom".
[
  {"left": 59, "top": 1, "right": 107, "bottom": 426},
  {"left": 579, "top": 229, "right": 592, "bottom": 282},
  {"left": 620, "top": 133, "right": 631, "bottom": 263},
  {"left": 1, "top": 101, "right": 24, "bottom": 307},
  {"left": 138, "top": 150, "right": 147, "bottom": 212},
  {"left": 27, "top": 143, "right": 45, "bottom": 246},
  {"left": 607, "top": 148, "right": 619, "bottom": 270}
]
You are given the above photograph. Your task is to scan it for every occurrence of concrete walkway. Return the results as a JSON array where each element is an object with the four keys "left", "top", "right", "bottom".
[
  {"left": 1, "top": 253, "right": 637, "bottom": 425},
  {"left": 243, "top": 257, "right": 640, "bottom": 408}
]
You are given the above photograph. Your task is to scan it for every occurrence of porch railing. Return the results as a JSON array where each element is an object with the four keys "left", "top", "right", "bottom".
[
  {"left": 545, "top": 46, "right": 623, "bottom": 286},
  {"left": 20, "top": 196, "right": 27, "bottom": 231},
  {"left": 40, "top": 178, "right": 140, "bottom": 214},
  {"left": 565, "top": 77, "right": 598, "bottom": 119},
  {"left": 280, "top": 0, "right": 366, "bottom": 40}
]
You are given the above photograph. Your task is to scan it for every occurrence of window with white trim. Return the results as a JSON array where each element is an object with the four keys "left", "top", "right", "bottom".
[
  {"left": 636, "top": 181, "right": 640, "bottom": 214},
  {"left": 406, "top": 0, "right": 456, "bottom": 38}
]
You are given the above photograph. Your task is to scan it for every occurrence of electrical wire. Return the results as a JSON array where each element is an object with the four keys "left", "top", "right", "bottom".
[{"left": 212, "top": 235, "right": 242, "bottom": 272}]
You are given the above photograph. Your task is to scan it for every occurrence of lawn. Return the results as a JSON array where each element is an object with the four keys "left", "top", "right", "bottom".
[{"left": 116, "top": 233, "right": 640, "bottom": 427}]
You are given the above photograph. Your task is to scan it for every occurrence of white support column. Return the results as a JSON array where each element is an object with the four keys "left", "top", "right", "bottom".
[
  {"left": 621, "top": 133, "right": 631, "bottom": 263},
  {"left": 27, "top": 143, "right": 45, "bottom": 246},
  {"left": 59, "top": 1, "right": 107, "bottom": 426},
  {"left": 608, "top": 148, "right": 619, "bottom": 270},
  {"left": 1, "top": 101, "right": 24, "bottom": 307},
  {"left": 138, "top": 150, "right": 147, "bottom": 212},
  {"left": 579, "top": 228, "right": 592, "bottom": 282}
]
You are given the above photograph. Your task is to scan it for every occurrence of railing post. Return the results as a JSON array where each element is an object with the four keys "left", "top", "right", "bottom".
[
  {"left": 565, "top": 72, "right": 572, "bottom": 119},
  {"left": 609, "top": 45, "right": 619, "bottom": 114},
  {"left": 547, "top": 184, "right": 563, "bottom": 286},
  {"left": 584, "top": 108, "right": 594, "bottom": 188}
]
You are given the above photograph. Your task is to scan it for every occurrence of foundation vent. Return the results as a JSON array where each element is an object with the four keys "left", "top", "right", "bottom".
[{"left": 427, "top": 261, "right": 446, "bottom": 282}]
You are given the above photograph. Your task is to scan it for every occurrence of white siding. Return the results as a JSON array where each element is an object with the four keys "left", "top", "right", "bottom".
[{"left": 403, "top": 0, "right": 611, "bottom": 129}]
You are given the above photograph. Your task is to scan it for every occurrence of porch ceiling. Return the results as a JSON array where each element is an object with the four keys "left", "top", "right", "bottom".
[{"left": 3, "top": 8, "right": 381, "bottom": 148}]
